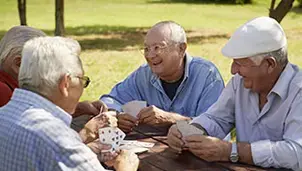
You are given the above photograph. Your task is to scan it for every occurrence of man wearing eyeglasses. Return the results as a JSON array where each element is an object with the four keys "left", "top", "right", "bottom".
[
  {"left": 0, "top": 36, "right": 139, "bottom": 171},
  {"left": 101, "top": 21, "right": 224, "bottom": 132},
  {"left": 0, "top": 26, "right": 110, "bottom": 141},
  {"left": 167, "top": 17, "right": 302, "bottom": 170}
]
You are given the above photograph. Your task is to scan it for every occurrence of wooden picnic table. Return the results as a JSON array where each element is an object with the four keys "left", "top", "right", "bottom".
[{"left": 125, "top": 124, "right": 292, "bottom": 171}]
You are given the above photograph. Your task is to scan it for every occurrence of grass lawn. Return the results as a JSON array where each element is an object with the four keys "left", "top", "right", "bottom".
[{"left": 1, "top": 0, "right": 302, "bottom": 101}]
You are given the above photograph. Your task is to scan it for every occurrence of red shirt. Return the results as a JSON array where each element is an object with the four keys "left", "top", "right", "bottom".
[{"left": 0, "top": 70, "right": 18, "bottom": 107}]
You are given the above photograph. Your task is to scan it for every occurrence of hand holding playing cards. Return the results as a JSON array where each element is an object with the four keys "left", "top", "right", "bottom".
[
  {"left": 117, "top": 113, "right": 138, "bottom": 133},
  {"left": 73, "top": 100, "right": 108, "bottom": 118},
  {"left": 87, "top": 139, "right": 118, "bottom": 162},
  {"left": 167, "top": 124, "right": 185, "bottom": 153},
  {"left": 137, "top": 105, "right": 175, "bottom": 126},
  {"left": 113, "top": 150, "right": 139, "bottom": 171},
  {"left": 184, "top": 135, "right": 231, "bottom": 162},
  {"left": 79, "top": 112, "right": 114, "bottom": 143}
]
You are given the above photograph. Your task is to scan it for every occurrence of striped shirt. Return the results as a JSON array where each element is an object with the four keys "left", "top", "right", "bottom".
[{"left": 0, "top": 88, "right": 108, "bottom": 171}]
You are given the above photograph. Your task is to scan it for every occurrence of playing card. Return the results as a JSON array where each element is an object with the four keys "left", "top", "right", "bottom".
[
  {"left": 119, "top": 145, "right": 149, "bottom": 154},
  {"left": 176, "top": 120, "right": 205, "bottom": 137},
  {"left": 122, "top": 100, "right": 147, "bottom": 118},
  {"left": 121, "top": 140, "right": 155, "bottom": 148},
  {"left": 98, "top": 127, "right": 126, "bottom": 153}
]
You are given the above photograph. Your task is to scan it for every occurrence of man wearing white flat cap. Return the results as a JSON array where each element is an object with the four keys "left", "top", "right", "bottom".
[{"left": 167, "top": 16, "right": 302, "bottom": 170}]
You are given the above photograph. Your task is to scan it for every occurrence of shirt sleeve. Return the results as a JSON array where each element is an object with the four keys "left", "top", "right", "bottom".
[
  {"left": 194, "top": 67, "right": 224, "bottom": 116},
  {"left": 191, "top": 76, "right": 236, "bottom": 139},
  {"left": 251, "top": 91, "right": 302, "bottom": 170},
  {"left": 0, "top": 82, "right": 13, "bottom": 107},
  {"left": 100, "top": 68, "right": 142, "bottom": 112}
]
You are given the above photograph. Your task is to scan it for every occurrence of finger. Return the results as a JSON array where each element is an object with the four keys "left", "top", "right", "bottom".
[
  {"left": 140, "top": 114, "right": 155, "bottom": 124},
  {"left": 118, "top": 113, "right": 137, "bottom": 123},
  {"left": 118, "top": 117, "right": 136, "bottom": 127},
  {"left": 99, "top": 143, "right": 112, "bottom": 150},
  {"left": 137, "top": 106, "right": 152, "bottom": 121},
  {"left": 118, "top": 124, "right": 133, "bottom": 133},
  {"left": 184, "top": 135, "right": 206, "bottom": 142}
]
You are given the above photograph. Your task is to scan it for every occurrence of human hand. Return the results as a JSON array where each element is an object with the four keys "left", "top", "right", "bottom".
[
  {"left": 79, "top": 113, "right": 111, "bottom": 143},
  {"left": 184, "top": 135, "right": 231, "bottom": 162},
  {"left": 86, "top": 139, "right": 118, "bottom": 162},
  {"left": 113, "top": 150, "right": 139, "bottom": 171},
  {"left": 137, "top": 105, "right": 174, "bottom": 126},
  {"left": 73, "top": 100, "right": 108, "bottom": 118},
  {"left": 117, "top": 113, "right": 138, "bottom": 133},
  {"left": 167, "top": 124, "right": 185, "bottom": 153}
]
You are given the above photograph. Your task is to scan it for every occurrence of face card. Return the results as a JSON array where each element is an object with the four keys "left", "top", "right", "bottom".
[
  {"left": 176, "top": 120, "right": 205, "bottom": 137},
  {"left": 122, "top": 100, "right": 147, "bottom": 118}
]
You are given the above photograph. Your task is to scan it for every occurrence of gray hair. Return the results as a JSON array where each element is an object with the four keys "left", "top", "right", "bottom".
[
  {"left": 0, "top": 26, "right": 46, "bottom": 66},
  {"left": 19, "top": 36, "right": 83, "bottom": 97},
  {"left": 249, "top": 47, "right": 288, "bottom": 67},
  {"left": 152, "top": 21, "right": 187, "bottom": 44}
]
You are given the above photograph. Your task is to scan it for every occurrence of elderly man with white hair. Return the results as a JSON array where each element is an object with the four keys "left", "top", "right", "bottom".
[
  {"left": 101, "top": 21, "right": 224, "bottom": 132},
  {"left": 167, "top": 17, "right": 302, "bottom": 170},
  {"left": 0, "top": 36, "right": 139, "bottom": 171},
  {"left": 0, "top": 26, "right": 46, "bottom": 106}
]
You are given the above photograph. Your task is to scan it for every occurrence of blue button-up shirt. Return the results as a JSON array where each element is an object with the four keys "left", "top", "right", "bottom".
[
  {"left": 193, "top": 63, "right": 302, "bottom": 170},
  {"left": 101, "top": 54, "right": 224, "bottom": 117},
  {"left": 0, "top": 89, "right": 108, "bottom": 171}
]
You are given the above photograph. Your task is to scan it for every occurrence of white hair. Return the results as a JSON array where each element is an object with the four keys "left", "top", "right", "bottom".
[
  {"left": 19, "top": 36, "right": 83, "bottom": 96},
  {"left": 249, "top": 47, "right": 288, "bottom": 67},
  {"left": 0, "top": 26, "right": 46, "bottom": 66},
  {"left": 152, "top": 21, "right": 187, "bottom": 44}
]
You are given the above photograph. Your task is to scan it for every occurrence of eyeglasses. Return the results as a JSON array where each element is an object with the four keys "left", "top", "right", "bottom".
[
  {"left": 142, "top": 44, "right": 169, "bottom": 56},
  {"left": 75, "top": 75, "right": 90, "bottom": 88}
]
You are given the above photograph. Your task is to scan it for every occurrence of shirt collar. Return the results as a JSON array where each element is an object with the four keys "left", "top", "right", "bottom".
[
  {"left": 270, "top": 63, "right": 296, "bottom": 100},
  {"left": 0, "top": 70, "right": 18, "bottom": 90},
  {"left": 151, "top": 53, "right": 192, "bottom": 83},
  {"left": 11, "top": 88, "right": 72, "bottom": 126}
]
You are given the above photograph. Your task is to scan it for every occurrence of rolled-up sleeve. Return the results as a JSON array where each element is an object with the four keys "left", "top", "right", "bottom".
[
  {"left": 100, "top": 68, "right": 142, "bottom": 112},
  {"left": 192, "top": 77, "right": 236, "bottom": 139},
  {"left": 251, "top": 92, "right": 302, "bottom": 170}
]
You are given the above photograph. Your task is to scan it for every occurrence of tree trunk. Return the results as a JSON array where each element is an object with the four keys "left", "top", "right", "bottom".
[
  {"left": 269, "top": 0, "right": 295, "bottom": 23},
  {"left": 55, "top": 0, "right": 64, "bottom": 36},
  {"left": 17, "top": 0, "right": 27, "bottom": 25}
]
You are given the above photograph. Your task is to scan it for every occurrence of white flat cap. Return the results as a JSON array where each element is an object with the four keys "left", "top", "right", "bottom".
[{"left": 221, "top": 16, "right": 287, "bottom": 59}]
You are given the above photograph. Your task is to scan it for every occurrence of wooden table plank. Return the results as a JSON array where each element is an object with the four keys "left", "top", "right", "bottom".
[{"left": 126, "top": 125, "right": 292, "bottom": 171}]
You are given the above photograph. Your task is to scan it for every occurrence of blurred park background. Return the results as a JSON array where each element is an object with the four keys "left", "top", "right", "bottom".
[{"left": 1, "top": 0, "right": 302, "bottom": 101}]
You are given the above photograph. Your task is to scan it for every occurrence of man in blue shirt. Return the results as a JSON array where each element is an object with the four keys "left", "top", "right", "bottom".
[
  {"left": 101, "top": 21, "right": 224, "bottom": 132},
  {"left": 167, "top": 17, "right": 302, "bottom": 170}
]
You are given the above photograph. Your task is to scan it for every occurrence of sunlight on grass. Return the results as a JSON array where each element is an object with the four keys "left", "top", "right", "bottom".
[{"left": 0, "top": 0, "right": 301, "bottom": 101}]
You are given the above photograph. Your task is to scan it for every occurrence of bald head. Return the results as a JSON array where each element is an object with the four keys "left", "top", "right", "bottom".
[{"left": 146, "top": 21, "right": 187, "bottom": 45}]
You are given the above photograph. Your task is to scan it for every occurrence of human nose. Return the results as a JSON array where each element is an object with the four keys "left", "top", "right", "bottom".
[
  {"left": 231, "top": 61, "right": 239, "bottom": 75},
  {"left": 144, "top": 50, "right": 157, "bottom": 59}
]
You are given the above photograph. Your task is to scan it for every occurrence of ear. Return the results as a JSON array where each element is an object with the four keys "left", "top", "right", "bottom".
[
  {"left": 266, "top": 57, "right": 277, "bottom": 74},
  {"left": 11, "top": 56, "right": 21, "bottom": 75},
  {"left": 179, "top": 43, "right": 187, "bottom": 57},
  {"left": 58, "top": 74, "right": 70, "bottom": 98}
]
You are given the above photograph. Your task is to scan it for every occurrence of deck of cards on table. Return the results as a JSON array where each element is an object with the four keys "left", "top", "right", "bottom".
[{"left": 122, "top": 100, "right": 147, "bottom": 118}]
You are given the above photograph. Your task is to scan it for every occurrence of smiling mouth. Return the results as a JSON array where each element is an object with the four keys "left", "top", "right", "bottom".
[{"left": 152, "top": 61, "right": 162, "bottom": 66}]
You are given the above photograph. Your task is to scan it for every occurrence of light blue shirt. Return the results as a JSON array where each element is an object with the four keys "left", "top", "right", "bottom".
[
  {"left": 0, "top": 89, "right": 107, "bottom": 171},
  {"left": 193, "top": 63, "right": 302, "bottom": 170},
  {"left": 101, "top": 54, "right": 224, "bottom": 117}
]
